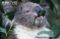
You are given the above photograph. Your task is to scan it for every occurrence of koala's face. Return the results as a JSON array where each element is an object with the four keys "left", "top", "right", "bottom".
[
  {"left": 15, "top": 2, "right": 43, "bottom": 27},
  {"left": 22, "top": 2, "right": 43, "bottom": 17}
]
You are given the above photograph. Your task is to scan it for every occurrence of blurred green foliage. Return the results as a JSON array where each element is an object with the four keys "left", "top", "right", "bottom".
[
  {"left": 43, "top": 0, "right": 60, "bottom": 37},
  {"left": 0, "top": 0, "right": 7, "bottom": 39},
  {"left": 0, "top": 0, "right": 4, "bottom": 13}
]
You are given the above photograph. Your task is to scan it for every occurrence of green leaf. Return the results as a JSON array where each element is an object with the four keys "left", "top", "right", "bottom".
[{"left": 0, "top": 27, "right": 6, "bottom": 34}]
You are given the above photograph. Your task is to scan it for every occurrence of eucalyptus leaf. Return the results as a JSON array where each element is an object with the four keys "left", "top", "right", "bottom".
[{"left": 0, "top": 27, "right": 6, "bottom": 34}]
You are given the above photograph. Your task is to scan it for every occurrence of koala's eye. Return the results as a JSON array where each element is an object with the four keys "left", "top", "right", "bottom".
[
  {"left": 26, "top": 10, "right": 29, "bottom": 13},
  {"left": 24, "top": 10, "right": 30, "bottom": 14},
  {"left": 25, "top": 10, "right": 30, "bottom": 13}
]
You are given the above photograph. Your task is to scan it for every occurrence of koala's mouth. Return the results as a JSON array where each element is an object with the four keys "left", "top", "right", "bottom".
[
  {"left": 33, "top": 16, "right": 40, "bottom": 24},
  {"left": 34, "top": 16, "right": 43, "bottom": 25}
]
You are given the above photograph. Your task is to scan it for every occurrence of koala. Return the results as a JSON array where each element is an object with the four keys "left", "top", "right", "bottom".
[{"left": 8, "top": 2, "right": 54, "bottom": 39}]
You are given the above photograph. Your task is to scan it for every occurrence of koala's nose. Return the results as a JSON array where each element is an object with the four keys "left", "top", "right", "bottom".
[{"left": 34, "top": 6, "right": 43, "bottom": 17}]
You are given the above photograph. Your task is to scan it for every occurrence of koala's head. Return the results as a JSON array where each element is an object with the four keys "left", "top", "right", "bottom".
[{"left": 14, "top": 2, "right": 44, "bottom": 28}]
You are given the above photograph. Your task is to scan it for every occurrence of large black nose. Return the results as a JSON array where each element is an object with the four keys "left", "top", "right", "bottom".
[
  {"left": 34, "top": 6, "right": 42, "bottom": 17},
  {"left": 34, "top": 6, "right": 41, "bottom": 13}
]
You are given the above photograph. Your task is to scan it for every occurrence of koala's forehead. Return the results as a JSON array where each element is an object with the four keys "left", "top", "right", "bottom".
[{"left": 22, "top": 2, "right": 40, "bottom": 10}]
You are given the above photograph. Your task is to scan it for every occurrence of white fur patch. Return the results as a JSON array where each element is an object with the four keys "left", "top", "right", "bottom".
[{"left": 14, "top": 24, "right": 50, "bottom": 39}]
